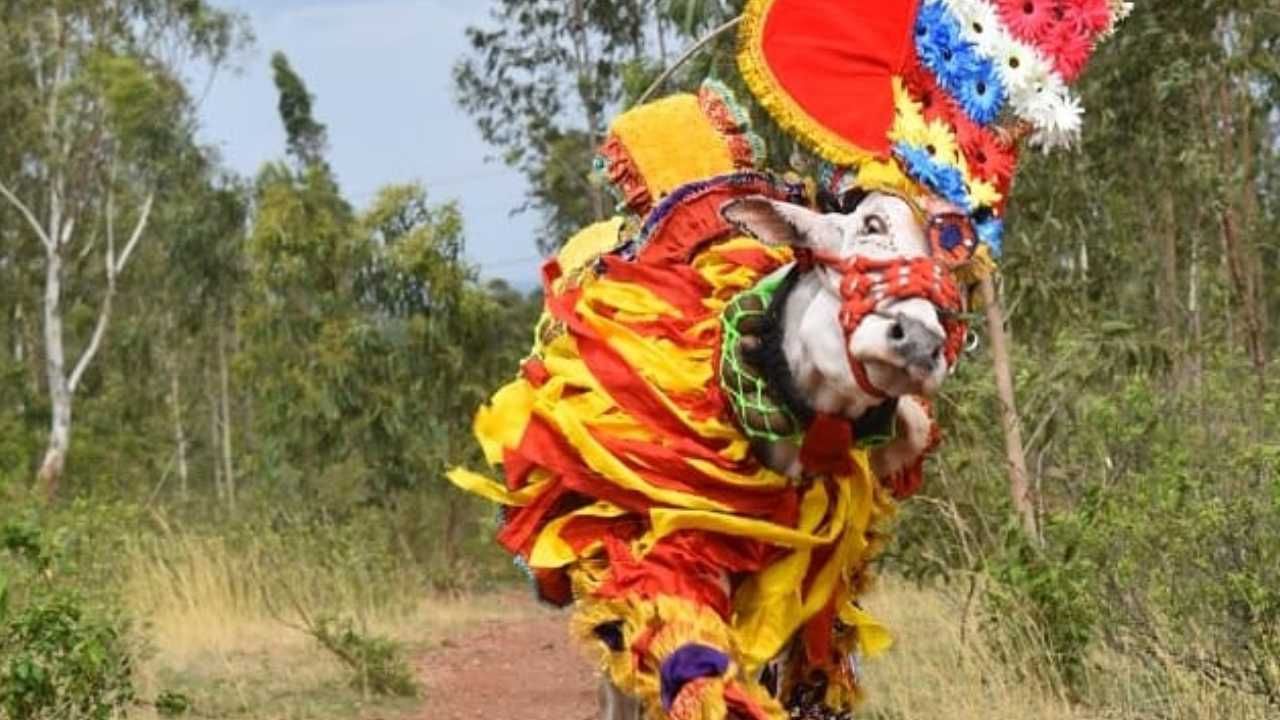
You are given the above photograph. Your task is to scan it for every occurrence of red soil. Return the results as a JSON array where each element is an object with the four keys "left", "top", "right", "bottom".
[{"left": 416, "top": 598, "right": 599, "bottom": 720}]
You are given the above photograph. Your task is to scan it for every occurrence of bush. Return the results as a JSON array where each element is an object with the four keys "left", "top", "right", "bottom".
[
  {"left": 889, "top": 340, "right": 1280, "bottom": 709},
  {"left": 0, "top": 593, "right": 135, "bottom": 720},
  {"left": 308, "top": 615, "right": 419, "bottom": 698},
  {"left": 153, "top": 690, "right": 192, "bottom": 717},
  {"left": 0, "top": 520, "right": 136, "bottom": 720}
]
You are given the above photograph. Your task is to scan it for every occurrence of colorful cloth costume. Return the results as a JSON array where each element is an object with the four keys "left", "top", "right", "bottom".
[{"left": 450, "top": 2, "right": 1127, "bottom": 717}]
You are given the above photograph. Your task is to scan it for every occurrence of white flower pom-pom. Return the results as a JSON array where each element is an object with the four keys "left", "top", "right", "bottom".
[
  {"left": 1027, "top": 91, "right": 1084, "bottom": 150},
  {"left": 944, "top": 0, "right": 1004, "bottom": 57}
]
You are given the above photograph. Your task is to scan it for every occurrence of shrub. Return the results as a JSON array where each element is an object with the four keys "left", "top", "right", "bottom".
[
  {"left": 890, "top": 341, "right": 1280, "bottom": 709},
  {"left": 0, "top": 593, "right": 135, "bottom": 720},
  {"left": 308, "top": 615, "right": 419, "bottom": 698},
  {"left": 0, "top": 519, "right": 136, "bottom": 720},
  {"left": 153, "top": 690, "right": 192, "bottom": 717}
]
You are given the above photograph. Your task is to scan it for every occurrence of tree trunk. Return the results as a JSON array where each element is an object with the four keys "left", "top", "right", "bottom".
[
  {"left": 570, "top": 0, "right": 607, "bottom": 221},
  {"left": 208, "top": 368, "right": 224, "bottom": 505},
  {"left": 1188, "top": 227, "right": 1204, "bottom": 401},
  {"left": 12, "top": 303, "right": 30, "bottom": 415},
  {"left": 37, "top": 245, "right": 69, "bottom": 501},
  {"left": 217, "top": 322, "right": 236, "bottom": 511},
  {"left": 1218, "top": 209, "right": 1266, "bottom": 392},
  {"left": 1155, "top": 189, "right": 1181, "bottom": 382},
  {"left": 166, "top": 331, "right": 190, "bottom": 502},
  {"left": 1208, "top": 77, "right": 1267, "bottom": 393},
  {"left": 11, "top": 303, "right": 23, "bottom": 365},
  {"left": 654, "top": 1, "right": 669, "bottom": 64},
  {"left": 979, "top": 276, "right": 1039, "bottom": 544}
]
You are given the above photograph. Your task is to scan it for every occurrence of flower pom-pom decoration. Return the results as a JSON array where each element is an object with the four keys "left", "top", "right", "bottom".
[
  {"left": 996, "top": 39, "right": 1044, "bottom": 101},
  {"left": 955, "top": 57, "right": 1006, "bottom": 124},
  {"left": 1043, "top": 21, "right": 1095, "bottom": 82},
  {"left": 975, "top": 214, "right": 1006, "bottom": 256},
  {"left": 1066, "top": 0, "right": 1119, "bottom": 35},
  {"left": 895, "top": 143, "right": 971, "bottom": 209},
  {"left": 957, "top": 122, "right": 1017, "bottom": 188},
  {"left": 903, "top": 57, "right": 961, "bottom": 124},
  {"left": 997, "top": 0, "right": 1057, "bottom": 43},
  {"left": 946, "top": 0, "right": 1003, "bottom": 55},
  {"left": 915, "top": 2, "right": 966, "bottom": 73}
]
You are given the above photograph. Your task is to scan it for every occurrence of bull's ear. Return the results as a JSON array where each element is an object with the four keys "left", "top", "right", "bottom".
[{"left": 721, "top": 196, "right": 833, "bottom": 249}]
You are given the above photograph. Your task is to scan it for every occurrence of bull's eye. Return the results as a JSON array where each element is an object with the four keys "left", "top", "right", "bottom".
[{"left": 861, "top": 214, "right": 888, "bottom": 236}]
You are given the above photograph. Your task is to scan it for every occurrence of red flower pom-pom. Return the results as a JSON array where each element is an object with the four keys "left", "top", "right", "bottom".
[
  {"left": 902, "top": 58, "right": 962, "bottom": 125},
  {"left": 1062, "top": 0, "right": 1113, "bottom": 35},
  {"left": 1044, "top": 21, "right": 1094, "bottom": 81},
  {"left": 957, "top": 122, "right": 1017, "bottom": 186},
  {"left": 997, "top": 0, "right": 1056, "bottom": 42}
]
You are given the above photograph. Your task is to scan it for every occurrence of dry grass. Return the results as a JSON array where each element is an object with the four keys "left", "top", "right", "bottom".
[
  {"left": 118, "top": 531, "right": 1272, "bottom": 719},
  {"left": 120, "top": 530, "right": 530, "bottom": 719},
  {"left": 860, "top": 576, "right": 1274, "bottom": 720},
  {"left": 860, "top": 575, "right": 1081, "bottom": 719}
]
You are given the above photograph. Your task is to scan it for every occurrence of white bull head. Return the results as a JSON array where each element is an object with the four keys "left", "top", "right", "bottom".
[{"left": 721, "top": 191, "right": 968, "bottom": 478}]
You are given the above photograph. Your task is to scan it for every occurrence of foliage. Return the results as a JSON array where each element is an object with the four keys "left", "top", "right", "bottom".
[
  {"left": 0, "top": 0, "right": 252, "bottom": 498},
  {"left": 872, "top": 2, "right": 1280, "bottom": 707},
  {"left": 270, "top": 52, "right": 329, "bottom": 168},
  {"left": 152, "top": 690, "right": 192, "bottom": 717},
  {"left": 454, "top": 0, "right": 679, "bottom": 248},
  {"left": 307, "top": 615, "right": 419, "bottom": 698},
  {"left": 0, "top": 594, "right": 135, "bottom": 720},
  {"left": 0, "top": 520, "right": 135, "bottom": 720}
]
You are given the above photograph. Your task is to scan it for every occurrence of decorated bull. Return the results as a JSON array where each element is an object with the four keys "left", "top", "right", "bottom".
[{"left": 449, "top": 1, "right": 1129, "bottom": 717}]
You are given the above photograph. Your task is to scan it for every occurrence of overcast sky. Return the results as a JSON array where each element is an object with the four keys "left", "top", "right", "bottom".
[{"left": 195, "top": 0, "right": 543, "bottom": 288}]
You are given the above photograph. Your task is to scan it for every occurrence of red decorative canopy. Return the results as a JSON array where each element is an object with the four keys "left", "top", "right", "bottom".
[{"left": 741, "top": 0, "right": 919, "bottom": 165}]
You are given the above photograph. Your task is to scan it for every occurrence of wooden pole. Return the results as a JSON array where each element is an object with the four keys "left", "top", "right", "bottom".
[{"left": 979, "top": 275, "right": 1040, "bottom": 544}]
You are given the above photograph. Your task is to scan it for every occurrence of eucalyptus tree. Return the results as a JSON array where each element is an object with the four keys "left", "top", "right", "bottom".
[
  {"left": 454, "top": 0, "right": 666, "bottom": 251},
  {"left": 270, "top": 51, "right": 329, "bottom": 170},
  {"left": 1003, "top": 0, "right": 1279, "bottom": 389},
  {"left": 150, "top": 164, "right": 249, "bottom": 503},
  {"left": 0, "top": 1, "right": 246, "bottom": 499}
]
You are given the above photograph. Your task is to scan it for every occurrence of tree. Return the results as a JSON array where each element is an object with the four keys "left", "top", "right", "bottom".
[
  {"left": 454, "top": 1, "right": 779, "bottom": 252},
  {"left": 153, "top": 166, "right": 249, "bottom": 504},
  {"left": 270, "top": 52, "right": 328, "bottom": 169},
  {"left": 0, "top": 1, "right": 246, "bottom": 500},
  {"left": 453, "top": 0, "right": 655, "bottom": 250}
]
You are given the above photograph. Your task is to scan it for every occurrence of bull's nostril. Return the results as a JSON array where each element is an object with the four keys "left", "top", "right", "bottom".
[{"left": 889, "top": 323, "right": 906, "bottom": 341}]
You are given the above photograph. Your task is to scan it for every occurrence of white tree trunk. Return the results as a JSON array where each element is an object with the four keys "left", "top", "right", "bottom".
[
  {"left": 208, "top": 370, "right": 224, "bottom": 504},
  {"left": 12, "top": 304, "right": 25, "bottom": 365},
  {"left": 38, "top": 244, "right": 71, "bottom": 500},
  {"left": 166, "top": 331, "right": 190, "bottom": 501},
  {"left": 3, "top": 170, "right": 154, "bottom": 501},
  {"left": 218, "top": 323, "right": 236, "bottom": 511}
]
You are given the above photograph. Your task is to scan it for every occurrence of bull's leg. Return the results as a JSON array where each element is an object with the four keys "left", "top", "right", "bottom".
[{"left": 598, "top": 680, "right": 644, "bottom": 720}]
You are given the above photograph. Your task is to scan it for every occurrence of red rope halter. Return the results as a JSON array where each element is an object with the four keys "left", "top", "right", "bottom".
[{"left": 795, "top": 248, "right": 967, "bottom": 398}]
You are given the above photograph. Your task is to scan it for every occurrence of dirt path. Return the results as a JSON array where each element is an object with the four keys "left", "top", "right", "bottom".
[{"left": 416, "top": 597, "right": 598, "bottom": 719}]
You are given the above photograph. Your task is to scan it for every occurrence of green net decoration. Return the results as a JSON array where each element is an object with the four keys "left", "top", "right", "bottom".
[
  {"left": 719, "top": 273, "right": 804, "bottom": 445},
  {"left": 720, "top": 273, "right": 899, "bottom": 450}
]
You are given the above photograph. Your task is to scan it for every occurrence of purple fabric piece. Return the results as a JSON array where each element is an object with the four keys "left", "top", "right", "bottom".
[{"left": 659, "top": 643, "right": 731, "bottom": 711}]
